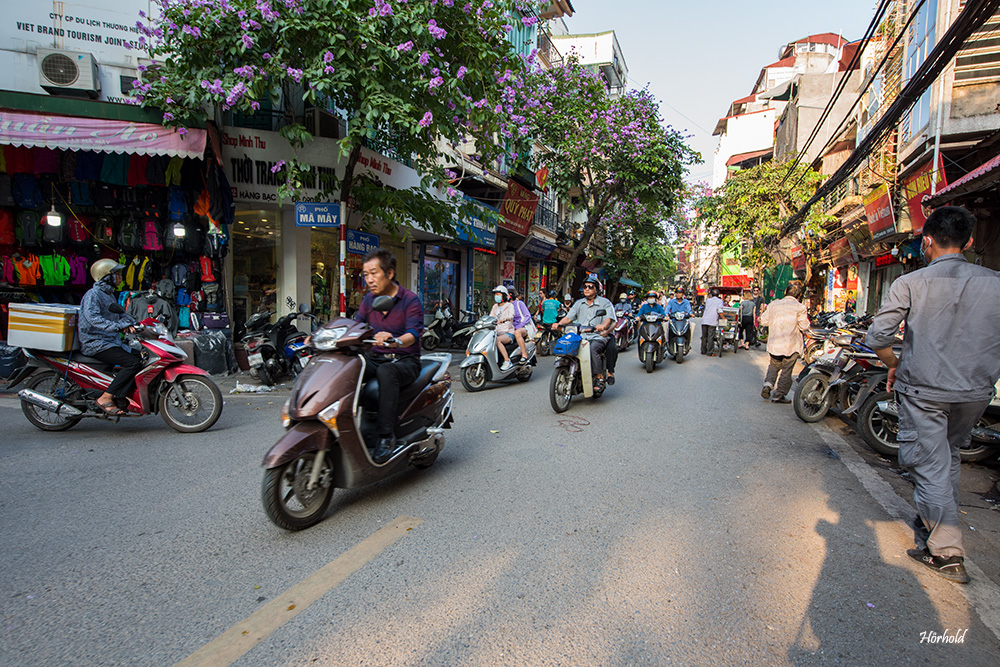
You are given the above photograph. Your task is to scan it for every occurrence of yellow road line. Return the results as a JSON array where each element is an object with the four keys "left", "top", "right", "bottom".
[{"left": 174, "top": 515, "right": 423, "bottom": 667}]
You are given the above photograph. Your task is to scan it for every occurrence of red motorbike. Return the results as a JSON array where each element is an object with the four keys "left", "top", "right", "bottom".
[
  {"left": 613, "top": 307, "right": 636, "bottom": 352},
  {"left": 7, "top": 318, "right": 223, "bottom": 433}
]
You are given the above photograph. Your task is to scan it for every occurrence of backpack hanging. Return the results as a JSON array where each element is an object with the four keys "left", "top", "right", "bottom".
[
  {"left": 67, "top": 215, "right": 91, "bottom": 245},
  {"left": 141, "top": 216, "right": 163, "bottom": 252},
  {"left": 41, "top": 215, "right": 67, "bottom": 246},
  {"left": 16, "top": 211, "right": 41, "bottom": 248},
  {"left": 0, "top": 210, "right": 15, "bottom": 245},
  {"left": 12, "top": 174, "right": 42, "bottom": 208}
]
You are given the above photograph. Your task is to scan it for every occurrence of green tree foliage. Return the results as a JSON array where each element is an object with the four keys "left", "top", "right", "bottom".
[
  {"left": 519, "top": 59, "right": 699, "bottom": 293},
  {"left": 135, "top": 0, "right": 537, "bottom": 237},
  {"left": 696, "top": 158, "right": 829, "bottom": 271}
]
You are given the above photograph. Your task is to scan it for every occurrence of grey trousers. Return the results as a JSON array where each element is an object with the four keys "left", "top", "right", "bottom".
[
  {"left": 763, "top": 353, "right": 798, "bottom": 399},
  {"left": 897, "top": 394, "right": 989, "bottom": 558}
]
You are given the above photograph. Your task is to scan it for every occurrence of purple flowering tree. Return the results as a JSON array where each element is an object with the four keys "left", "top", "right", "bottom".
[
  {"left": 134, "top": 0, "right": 538, "bottom": 237},
  {"left": 520, "top": 59, "right": 699, "bottom": 294}
]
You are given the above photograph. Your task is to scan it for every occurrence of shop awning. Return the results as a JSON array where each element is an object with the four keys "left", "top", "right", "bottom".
[
  {"left": 518, "top": 233, "right": 557, "bottom": 260},
  {"left": 0, "top": 110, "right": 206, "bottom": 159},
  {"left": 726, "top": 148, "right": 773, "bottom": 167},
  {"left": 618, "top": 278, "right": 642, "bottom": 287},
  {"left": 924, "top": 152, "right": 1000, "bottom": 207}
]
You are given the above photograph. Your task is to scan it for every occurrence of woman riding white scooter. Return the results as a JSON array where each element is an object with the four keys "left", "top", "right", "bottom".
[{"left": 489, "top": 286, "right": 517, "bottom": 372}]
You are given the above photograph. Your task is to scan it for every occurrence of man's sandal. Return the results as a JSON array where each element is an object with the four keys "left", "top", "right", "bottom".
[{"left": 97, "top": 400, "right": 126, "bottom": 416}]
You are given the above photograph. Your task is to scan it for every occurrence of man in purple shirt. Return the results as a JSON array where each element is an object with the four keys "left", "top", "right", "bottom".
[{"left": 354, "top": 249, "right": 424, "bottom": 462}]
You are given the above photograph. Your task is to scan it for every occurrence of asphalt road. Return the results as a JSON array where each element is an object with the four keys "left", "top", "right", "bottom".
[{"left": 2, "top": 328, "right": 1000, "bottom": 666}]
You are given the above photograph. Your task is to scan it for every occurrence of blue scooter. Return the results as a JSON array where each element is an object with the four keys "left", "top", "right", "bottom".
[{"left": 549, "top": 309, "right": 610, "bottom": 413}]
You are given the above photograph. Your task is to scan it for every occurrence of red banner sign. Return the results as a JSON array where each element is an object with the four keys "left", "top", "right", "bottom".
[
  {"left": 791, "top": 245, "right": 806, "bottom": 272},
  {"left": 902, "top": 156, "right": 947, "bottom": 235},
  {"left": 721, "top": 274, "right": 751, "bottom": 288},
  {"left": 499, "top": 180, "right": 540, "bottom": 236},
  {"left": 863, "top": 184, "right": 896, "bottom": 241},
  {"left": 829, "top": 237, "right": 854, "bottom": 267}
]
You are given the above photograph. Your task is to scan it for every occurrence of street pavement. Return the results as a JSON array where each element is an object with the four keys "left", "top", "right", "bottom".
[{"left": 2, "top": 326, "right": 1000, "bottom": 666}]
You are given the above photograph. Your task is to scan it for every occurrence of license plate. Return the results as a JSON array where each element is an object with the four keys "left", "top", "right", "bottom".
[
  {"left": 248, "top": 352, "right": 264, "bottom": 366},
  {"left": 299, "top": 356, "right": 311, "bottom": 368}
]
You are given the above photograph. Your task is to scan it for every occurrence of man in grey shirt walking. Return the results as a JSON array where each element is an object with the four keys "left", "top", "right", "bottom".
[{"left": 866, "top": 206, "right": 1000, "bottom": 584}]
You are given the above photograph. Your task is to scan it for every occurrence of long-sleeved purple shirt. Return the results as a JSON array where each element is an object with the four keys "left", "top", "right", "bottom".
[
  {"left": 354, "top": 285, "right": 424, "bottom": 356},
  {"left": 512, "top": 299, "right": 532, "bottom": 329}
]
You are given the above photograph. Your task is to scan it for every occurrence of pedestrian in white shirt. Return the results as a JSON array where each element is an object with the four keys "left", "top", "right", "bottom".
[
  {"left": 700, "top": 288, "right": 725, "bottom": 355},
  {"left": 759, "top": 281, "right": 809, "bottom": 403}
]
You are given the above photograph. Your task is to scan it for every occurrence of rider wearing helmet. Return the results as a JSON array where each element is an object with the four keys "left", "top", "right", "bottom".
[
  {"left": 667, "top": 286, "right": 693, "bottom": 350},
  {"left": 79, "top": 259, "right": 140, "bottom": 416},
  {"left": 489, "top": 285, "right": 517, "bottom": 371},
  {"left": 637, "top": 290, "right": 665, "bottom": 317},
  {"left": 555, "top": 274, "right": 619, "bottom": 386}
]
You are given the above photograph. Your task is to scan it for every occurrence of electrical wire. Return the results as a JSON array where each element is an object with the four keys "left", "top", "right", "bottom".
[{"left": 776, "top": 0, "right": 894, "bottom": 189}]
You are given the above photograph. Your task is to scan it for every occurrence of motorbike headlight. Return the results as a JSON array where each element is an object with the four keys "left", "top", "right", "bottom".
[
  {"left": 318, "top": 400, "right": 341, "bottom": 436},
  {"left": 281, "top": 398, "right": 292, "bottom": 429},
  {"left": 312, "top": 326, "right": 349, "bottom": 350}
]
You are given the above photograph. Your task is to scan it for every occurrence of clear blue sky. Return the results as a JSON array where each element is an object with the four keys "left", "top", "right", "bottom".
[{"left": 562, "top": 0, "right": 881, "bottom": 184}]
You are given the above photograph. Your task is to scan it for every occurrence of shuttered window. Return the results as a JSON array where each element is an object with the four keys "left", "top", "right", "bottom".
[{"left": 954, "top": 2, "right": 1000, "bottom": 84}]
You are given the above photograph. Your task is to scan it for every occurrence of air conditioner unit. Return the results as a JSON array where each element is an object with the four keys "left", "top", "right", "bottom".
[
  {"left": 37, "top": 49, "right": 101, "bottom": 98},
  {"left": 305, "top": 108, "right": 345, "bottom": 139}
]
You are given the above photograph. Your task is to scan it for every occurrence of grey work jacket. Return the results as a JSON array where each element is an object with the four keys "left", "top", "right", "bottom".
[
  {"left": 865, "top": 253, "right": 1000, "bottom": 402},
  {"left": 78, "top": 280, "right": 136, "bottom": 355}
]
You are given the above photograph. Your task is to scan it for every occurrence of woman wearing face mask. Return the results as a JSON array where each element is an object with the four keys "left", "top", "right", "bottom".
[
  {"left": 489, "top": 285, "right": 517, "bottom": 371},
  {"left": 636, "top": 290, "right": 666, "bottom": 318}
]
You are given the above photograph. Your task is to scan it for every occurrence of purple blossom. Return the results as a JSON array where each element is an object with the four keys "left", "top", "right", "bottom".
[
  {"left": 271, "top": 160, "right": 286, "bottom": 173},
  {"left": 456, "top": 65, "right": 467, "bottom": 80},
  {"left": 163, "top": 112, "right": 175, "bottom": 122},
  {"left": 323, "top": 51, "right": 334, "bottom": 63},
  {"left": 241, "top": 34, "right": 254, "bottom": 49},
  {"left": 418, "top": 52, "right": 430, "bottom": 66},
  {"left": 201, "top": 79, "right": 225, "bottom": 96},
  {"left": 428, "top": 19, "right": 447, "bottom": 40},
  {"left": 324, "top": 65, "right": 335, "bottom": 74},
  {"left": 429, "top": 76, "right": 443, "bottom": 90},
  {"left": 250, "top": 101, "right": 261, "bottom": 111},
  {"left": 234, "top": 65, "right": 255, "bottom": 78},
  {"left": 418, "top": 111, "right": 433, "bottom": 128},
  {"left": 178, "top": 127, "right": 188, "bottom": 136},
  {"left": 182, "top": 25, "right": 202, "bottom": 38},
  {"left": 521, "top": 16, "right": 538, "bottom": 27},
  {"left": 286, "top": 67, "right": 303, "bottom": 82},
  {"left": 396, "top": 41, "right": 414, "bottom": 52}
]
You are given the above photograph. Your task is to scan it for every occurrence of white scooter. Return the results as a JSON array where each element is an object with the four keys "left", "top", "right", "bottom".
[{"left": 458, "top": 315, "right": 536, "bottom": 391}]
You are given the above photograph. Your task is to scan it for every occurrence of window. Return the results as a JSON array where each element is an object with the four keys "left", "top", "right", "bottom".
[
  {"left": 901, "top": 0, "right": 938, "bottom": 144},
  {"left": 954, "top": 4, "right": 1000, "bottom": 84}
]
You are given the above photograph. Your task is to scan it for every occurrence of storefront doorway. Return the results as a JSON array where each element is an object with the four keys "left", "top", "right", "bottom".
[
  {"left": 422, "top": 245, "right": 461, "bottom": 320},
  {"left": 232, "top": 210, "right": 280, "bottom": 329}
]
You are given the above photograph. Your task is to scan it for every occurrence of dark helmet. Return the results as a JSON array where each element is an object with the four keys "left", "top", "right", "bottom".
[
  {"left": 710, "top": 288, "right": 720, "bottom": 297},
  {"left": 548, "top": 290, "right": 558, "bottom": 298}
]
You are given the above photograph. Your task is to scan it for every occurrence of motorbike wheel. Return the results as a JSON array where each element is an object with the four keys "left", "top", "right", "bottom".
[
  {"left": 803, "top": 342, "right": 821, "bottom": 365},
  {"left": 20, "top": 371, "right": 84, "bottom": 431},
  {"left": 645, "top": 352, "right": 655, "bottom": 373},
  {"left": 538, "top": 334, "right": 553, "bottom": 357},
  {"left": 550, "top": 367, "right": 574, "bottom": 413},
  {"left": 638, "top": 344, "right": 646, "bottom": 364},
  {"left": 961, "top": 414, "right": 1000, "bottom": 462},
  {"left": 158, "top": 375, "right": 223, "bottom": 433},
  {"left": 422, "top": 334, "right": 438, "bottom": 351},
  {"left": 858, "top": 391, "right": 899, "bottom": 456},
  {"left": 516, "top": 366, "right": 532, "bottom": 382},
  {"left": 793, "top": 371, "right": 832, "bottom": 423},
  {"left": 257, "top": 363, "right": 275, "bottom": 387},
  {"left": 262, "top": 452, "right": 335, "bottom": 530},
  {"left": 675, "top": 343, "right": 684, "bottom": 364},
  {"left": 461, "top": 364, "right": 488, "bottom": 392}
]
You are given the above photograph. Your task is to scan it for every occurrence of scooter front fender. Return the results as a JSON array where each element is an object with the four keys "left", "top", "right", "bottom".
[
  {"left": 262, "top": 421, "right": 331, "bottom": 469},
  {"left": 163, "top": 364, "right": 211, "bottom": 383},
  {"left": 460, "top": 353, "right": 487, "bottom": 369}
]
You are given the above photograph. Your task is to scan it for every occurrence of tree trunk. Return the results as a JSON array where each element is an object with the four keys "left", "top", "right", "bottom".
[{"left": 554, "top": 197, "right": 610, "bottom": 297}]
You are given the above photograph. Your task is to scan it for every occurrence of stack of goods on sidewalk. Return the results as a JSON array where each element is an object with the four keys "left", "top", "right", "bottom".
[{"left": 0, "top": 144, "right": 236, "bottom": 378}]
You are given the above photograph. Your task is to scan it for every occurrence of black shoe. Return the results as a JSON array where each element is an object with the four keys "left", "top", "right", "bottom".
[
  {"left": 907, "top": 548, "right": 970, "bottom": 584},
  {"left": 772, "top": 397, "right": 790, "bottom": 404},
  {"left": 761, "top": 386, "right": 771, "bottom": 400},
  {"left": 372, "top": 436, "right": 396, "bottom": 463},
  {"left": 518, "top": 357, "right": 528, "bottom": 365},
  {"left": 606, "top": 373, "right": 615, "bottom": 385}
]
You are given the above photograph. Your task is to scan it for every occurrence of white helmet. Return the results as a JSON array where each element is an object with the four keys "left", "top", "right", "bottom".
[
  {"left": 492, "top": 285, "right": 509, "bottom": 296},
  {"left": 90, "top": 259, "right": 126, "bottom": 283}
]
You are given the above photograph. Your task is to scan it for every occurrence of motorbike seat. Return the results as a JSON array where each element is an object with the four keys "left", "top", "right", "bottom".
[
  {"left": 359, "top": 357, "right": 443, "bottom": 411},
  {"left": 68, "top": 353, "right": 117, "bottom": 370}
]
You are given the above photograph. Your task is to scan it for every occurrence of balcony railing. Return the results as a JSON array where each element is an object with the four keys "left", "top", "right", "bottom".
[
  {"left": 534, "top": 204, "right": 559, "bottom": 232},
  {"left": 537, "top": 30, "right": 563, "bottom": 67}
]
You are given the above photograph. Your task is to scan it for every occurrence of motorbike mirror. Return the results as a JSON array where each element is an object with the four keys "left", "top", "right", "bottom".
[
  {"left": 595, "top": 309, "right": 607, "bottom": 317},
  {"left": 298, "top": 302, "right": 310, "bottom": 314},
  {"left": 108, "top": 303, "right": 125, "bottom": 314},
  {"left": 371, "top": 295, "right": 395, "bottom": 312}
]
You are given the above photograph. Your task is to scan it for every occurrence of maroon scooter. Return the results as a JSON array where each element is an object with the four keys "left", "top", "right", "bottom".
[{"left": 261, "top": 296, "right": 454, "bottom": 530}]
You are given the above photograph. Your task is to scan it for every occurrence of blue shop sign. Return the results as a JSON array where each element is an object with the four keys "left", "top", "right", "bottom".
[
  {"left": 520, "top": 234, "right": 556, "bottom": 260},
  {"left": 454, "top": 196, "right": 498, "bottom": 249},
  {"left": 294, "top": 201, "right": 340, "bottom": 227},
  {"left": 347, "top": 229, "right": 380, "bottom": 255}
]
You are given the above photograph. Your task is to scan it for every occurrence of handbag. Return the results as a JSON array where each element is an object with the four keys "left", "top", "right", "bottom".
[{"left": 525, "top": 318, "right": 538, "bottom": 339}]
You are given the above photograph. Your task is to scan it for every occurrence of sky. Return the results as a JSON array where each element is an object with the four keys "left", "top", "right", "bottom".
[{"left": 561, "top": 0, "right": 882, "bottom": 185}]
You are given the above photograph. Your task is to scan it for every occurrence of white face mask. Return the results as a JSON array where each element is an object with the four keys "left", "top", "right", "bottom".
[
  {"left": 647, "top": 298, "right": 656, "bottom": 305},
  {"left": 494, "top": 294, "right": 502, "bottom": 303}
]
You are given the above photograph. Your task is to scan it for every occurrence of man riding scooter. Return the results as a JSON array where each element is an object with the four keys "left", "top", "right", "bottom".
[
  {"left": 666, "top": 286, "right": 693, "bottom": 356},
  {"left": 354, "top": 249, "right": 424, "bottom": 463},
  {"left": 555, "top": 274, "right": 618, "bottom": 387},
  {"left": 78, "top": 259, "right": 139, "bottom": 416}
]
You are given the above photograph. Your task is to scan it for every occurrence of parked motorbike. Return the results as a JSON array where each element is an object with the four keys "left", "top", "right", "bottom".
[
  {"left": 792, "top": 332, "right": 887, "bottom": 423},
  {"left": 421, "top": 305, "right": 477, "bottom": 351},
  {"left": 854, "top": 374, "right": 1000, "bottom": 462},
  {"left": 261, "top": 295, "right": 454, "bottom": 530},
  {"left": 9, "top": 313, "right": 223, "bottom": 434},
  {"left": 243, "top": 304, "right": 313, "bottom": 385},
  {"left": 549, "top": 310, "right": 611, "bottom": 413},
  {"left": 459, "top": 315, "right": 535, "bottom": 391},
  {"left": 613, "top": 308, "right": 636, "bottom": 353},
  {"left": 636, "top": 311, "right": 666, "bottom": 373},
  {"left": 667, "top": 311, "right": 692, "bottom": 364}
]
